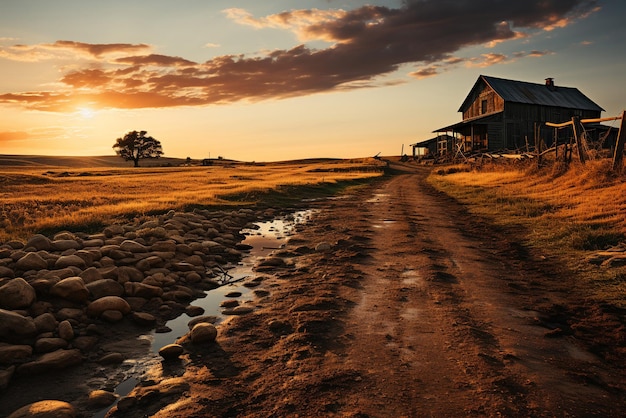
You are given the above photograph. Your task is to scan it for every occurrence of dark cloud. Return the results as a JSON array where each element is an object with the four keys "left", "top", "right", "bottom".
[{"left": 0, "top": 0, "right": 598, "bottom": 111}]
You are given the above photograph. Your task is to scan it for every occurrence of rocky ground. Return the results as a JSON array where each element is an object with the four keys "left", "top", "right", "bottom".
[{"left": 2, "top": 163, "right": 626, "bottom": 417}]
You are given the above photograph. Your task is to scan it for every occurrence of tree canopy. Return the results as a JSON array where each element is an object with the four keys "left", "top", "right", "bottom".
[{"left": 113, "top": 130, "right": 163, "bottom": 167}]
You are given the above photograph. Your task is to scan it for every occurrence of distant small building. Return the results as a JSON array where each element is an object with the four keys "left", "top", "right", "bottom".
[
  {"left": 410, "top": 134, "right": 456, "bottom": 158},
  {"left": 433, "top": 75, "right": 604, "bottom": 153}
]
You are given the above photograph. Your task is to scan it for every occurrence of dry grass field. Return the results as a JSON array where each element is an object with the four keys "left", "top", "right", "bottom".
[
  {"left": 0, "top": 157, "right": 385, "bottom": 241},
  {"left": 429, "top": 159, "right": 626, "bottom": 307}
]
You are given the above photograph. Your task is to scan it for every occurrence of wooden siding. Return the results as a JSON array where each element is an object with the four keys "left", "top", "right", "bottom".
[{"left": 462, "top": 84, "right": 504, "bottom": 120}]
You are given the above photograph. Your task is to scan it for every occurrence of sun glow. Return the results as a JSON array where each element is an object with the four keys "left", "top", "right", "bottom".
[{"left": 77, "top": 107, "right": 96, "bottom": 118}]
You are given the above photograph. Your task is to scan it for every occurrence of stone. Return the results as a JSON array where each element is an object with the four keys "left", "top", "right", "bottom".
[
  {"left": 34, "top": 313, "right": 58, "bottom": 333},
  {"left": 34, "top": 337, "right": 68, "bottom": 353},
  {"left": 101, "top": 310, "right": 124, "bottom": 323},
  {"left": 98, "top": 352, "right": 124, "bottom": 365},
  {"left": 158, "top": 343, "right": 184, "bottom": 360},
  {"left": 103, "top": 225, "right": 124, "bottom": 237},
  {"left": 0, "top": 266, "right": 15, "bottom": 279},
  {"left": 185, "top": 305, "right": 205, "bottom": 317},
  {"left": 25, "top": 234, "right": 52, "bottom": 251},
  {"left": 54, "top": 255, "right": 86, "bottom": 270},
  {"left": 50, "top": 277, "right": 89, "bottom": 303},
  {"left": 131, "top": 311, "right": 157, "bottom": 326},
  {"left": 16, "top": 349, "right": 82, "bottom": 376},
  {"left": 0, "top": 345, "right": 33, "bottom": 364},
  {"left": 0, "top": 308, "right": 37, "bottom": 339},
  {"left": 58, "top": 320, "right": 74, "bottom": 341},
  {"left": 87, "top": 296, "right": 131, "bottom": 317},
  {"left": 222, "top": 306, "right": 254, "bottom": 315},
  {"left": 79, "top": 267, "right": 104, "bottom": 284},
  {"left": 88, "top": 390, "right": 118, "bottom": 408},
  {"left": 6, "top": 400, "right": 76, "bottom": 418},
  {"left": 16, "top": 252, "right": 48, "bottom": 271},
  {"left": 120, "top": 240, "right": 148, "bottom": 253},
  {"left": 189, "top": 323, "right": 218, "bottom": 344},
  {"left": 51, "top": 239, "right": 82, "bottom": 252},
  {"left": 71, "top": 336, "right": 98, "bottom": 351},
  {"left": 220, "top": 299, "right": 240, "bottom": 308},
  {"left": 0, "top": 365, "right": 15, "bottom": 390},
  {"left": 0, "top": 277, "right": 36, "bottom": 309},
  {"left": 53, "top": 232, "right": 76, "bottom": 241},
  {"left": 124, "top": 282, "right": 163, "bottom": 298},
  {"left": 315, "top": 242, "right": 332, "bottom": 252},
  {"left": 151, "top": 240, "right": 177, "bottom": 253},
  {"left": 55, "top": 308, "right": 84, "bottom": 322},
  {"left": 86, "top": 279, "right": 124, "bottom": 299},
  {"left": 117, "top": 266, "right": 144, "bottom": 283}
]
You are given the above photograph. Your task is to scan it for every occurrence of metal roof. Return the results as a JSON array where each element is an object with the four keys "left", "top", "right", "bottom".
[
  {"left": 458, "top": 75, "right": 604, "bottom": 113},
  {"left": 434, "top": 111, "right": 503, "bottom": 133}
]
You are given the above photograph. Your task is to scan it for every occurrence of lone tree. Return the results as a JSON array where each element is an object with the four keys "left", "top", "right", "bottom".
[{"left": 113, "top": 130, "right": 163, "bottom": 167}]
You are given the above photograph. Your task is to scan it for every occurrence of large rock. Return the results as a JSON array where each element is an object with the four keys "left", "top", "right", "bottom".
[
  {"left": 51, "top": 239, "right": 82, "bottom": 252},
  {"left": 189, "top": 323, "right": 218, "bottom": 344},
  {"left": 0, "top": 266, "right": 15, "bottom": 279},
  {"left": 86, "top": 279, "right": 124, "bottom": 299},
  {"left": 7, "top": 400, "right": 76, "bottom": 418},
  {"left": 158, "top": 343, "right": 184, "bottom": 360},
  {"left": 0, "top": 277, "right": 36, "bottom": 309},
  {"left": 25, "top": 234, "right": 52, "bottom": 251},
  {"left": 16, "top": 252, "right": 48, "bottom": 271},
  {"left": 54, "top": 255, "right": 87, "bottom": 270},
  {"left": 34, "top": 313, "right": 58, "bottom": 333},
  {"left": 34, "top": 337, "right": 68, "bottom": 353},
  {"left": 124, "top": 282, "right": 163, "bottom": 298},
  {"left": 120, "top": 240, "right": 148, "bottom": 253},
  {"left": 0, "top": 344, "right": 33, "bottom": 364},
  {"left": 0, "top": 309, "right": 37, "bottom": 339},
  {"left": 86, "top": 296, "right": 131, "bottom": 317},
  {"left": 79, "top": 267, "right": 103, "bottom": 284},
  {"left": 58, "top": 320, "right": 74, "bottom": 341},
  {"left": 16, "top": 349, "right": 82, "bottom": 376},
  {"left": 50, "top": 277, "right": 89, "bottom": 303}
]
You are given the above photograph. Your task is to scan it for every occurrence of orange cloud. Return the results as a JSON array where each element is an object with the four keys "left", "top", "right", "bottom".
[{"left": 0, "top": 0, "right": 598, "bottom": 111}]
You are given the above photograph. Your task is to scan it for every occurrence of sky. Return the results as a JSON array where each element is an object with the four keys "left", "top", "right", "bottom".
[{"left": 0, "top": 0, "right": 624, "bottom": 162}]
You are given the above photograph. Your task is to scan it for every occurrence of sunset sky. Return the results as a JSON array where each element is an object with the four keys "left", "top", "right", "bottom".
[{"left": 1, "top": 0, "right": 624, "bottom": 162}]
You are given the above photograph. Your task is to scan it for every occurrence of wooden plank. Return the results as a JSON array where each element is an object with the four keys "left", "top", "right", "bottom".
[
  {"left": 612, "top": 110, "right": 626, "bottom": 172},
  {"left": 581, "top": 116, "right": 623, "bottom": 124}
]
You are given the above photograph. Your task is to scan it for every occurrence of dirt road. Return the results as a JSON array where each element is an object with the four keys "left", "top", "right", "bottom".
[{"left": 112, "top": 166, "right": 625, "bottom": 417}]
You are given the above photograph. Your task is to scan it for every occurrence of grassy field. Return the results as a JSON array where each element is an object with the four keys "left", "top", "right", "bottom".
[
  {"left": 0, "top": 157, "right": 385, "bottom": 241},
  {"left": 428, "top": 159, "right": 626, "bottom": 308}
]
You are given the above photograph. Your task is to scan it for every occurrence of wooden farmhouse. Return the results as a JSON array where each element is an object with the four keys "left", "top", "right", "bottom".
[{"left": 430, "top": 75, "right": 604, "bottom": 155}]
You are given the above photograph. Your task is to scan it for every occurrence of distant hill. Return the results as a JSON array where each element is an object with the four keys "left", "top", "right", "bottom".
[{"left": 0, "top": 154, "right": 189, "bottom": 168}]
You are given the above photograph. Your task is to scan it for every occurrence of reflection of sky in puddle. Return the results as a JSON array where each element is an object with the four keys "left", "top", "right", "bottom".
[
  {"left": 148, "top": 209, "right": 315, "bottom": 351},
  {"left": 366, "top": 193, "right": 389, "bottom": 203}
]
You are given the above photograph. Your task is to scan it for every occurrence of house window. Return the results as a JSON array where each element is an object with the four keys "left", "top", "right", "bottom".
[{"left": 481, "top": 99, "right": 488, "bottom": 114}]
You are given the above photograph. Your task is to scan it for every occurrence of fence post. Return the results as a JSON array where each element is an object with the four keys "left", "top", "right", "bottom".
[
  {"left": 571, "top": 116, "right": 586, "bottom": 164},
  {"left": 612, "top": 110, "right": 626, "bottom": 173}
]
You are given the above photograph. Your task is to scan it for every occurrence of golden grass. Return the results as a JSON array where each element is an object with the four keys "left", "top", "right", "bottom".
[
  {"left": 0, "top": 159, "right": 384, "bottom": 241},
  {"left": 428, "top": 160, "right": 626, "bottom": 307}
]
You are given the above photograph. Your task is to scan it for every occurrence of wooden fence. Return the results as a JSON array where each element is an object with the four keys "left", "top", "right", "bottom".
[{"left": 544, "top": 110, "right": 625, "bottom": 172}]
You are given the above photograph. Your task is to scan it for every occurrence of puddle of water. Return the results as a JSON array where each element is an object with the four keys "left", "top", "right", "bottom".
[
  {"left": 96, "top": 209, "right": 314, "bottom": 417},
  {"left": 366, "top": 193, "right": 389, "bottom": 203},
  {"left": 401, "top": 269, "right": 424, "bottom": 287}
]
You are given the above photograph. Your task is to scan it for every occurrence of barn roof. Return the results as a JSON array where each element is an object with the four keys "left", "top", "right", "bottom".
[{"left": 458, "top": 75, "right": 604, "bottom": 113}]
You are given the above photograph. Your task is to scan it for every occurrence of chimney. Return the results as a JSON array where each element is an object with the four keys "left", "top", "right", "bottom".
[{"left": 545, "top": 77, "right": 555, "bottom": 91}]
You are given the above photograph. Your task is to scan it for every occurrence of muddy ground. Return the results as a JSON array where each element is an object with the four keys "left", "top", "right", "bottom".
[{"left": 3, "top": 163, "right": 626, "bottom": 417}]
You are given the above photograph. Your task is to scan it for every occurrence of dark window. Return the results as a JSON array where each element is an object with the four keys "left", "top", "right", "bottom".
[{"left": 481, "top": 99, "right": 488, "bottom": 114}]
